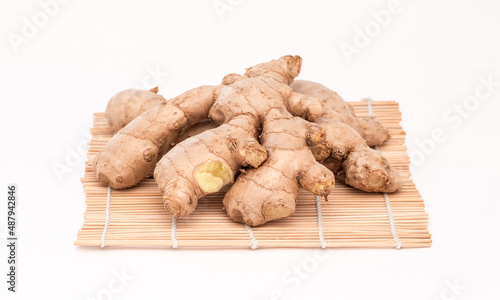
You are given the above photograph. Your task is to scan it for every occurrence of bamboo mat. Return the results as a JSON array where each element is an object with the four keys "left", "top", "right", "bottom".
[{"left": 75, "top": 101, "right": 431, "bottom": 249}]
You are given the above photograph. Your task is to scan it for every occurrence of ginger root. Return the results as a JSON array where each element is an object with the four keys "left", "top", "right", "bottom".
[
  {"left": 290, "top": 80, "right": 390, "bottom": 146},
  {"left": 315, "top": 118, "right": 401, "bottom": 193},
  {"left": 94, "top": 85, "right": 217, "bottom": 189},
  {"left": 154, "top": 115, "right": 267, "bottom": 217},
  {"left": 288, "top": 80, "right": 401, "bottom": 193},
  {"left": 154, "top": 56, "right": 335, "bottom": 219},
  {"left": 223, "top": 109, "right": 334, "bottom": 226},
  {"left": 105, "top": 87, "right": 166, "bottom": 132},
  {"left": 93, "top": 55, "right": 402, "bottom": 226}
]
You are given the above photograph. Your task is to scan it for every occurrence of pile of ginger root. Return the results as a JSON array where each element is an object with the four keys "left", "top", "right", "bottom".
[{"left": 93, "top": 55, "right": 402, "bottom": 226}]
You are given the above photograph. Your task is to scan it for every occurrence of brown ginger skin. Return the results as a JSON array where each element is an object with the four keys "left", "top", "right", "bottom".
[
  {"left": 223, "top": 109, "right": 335, "bottom": 226},
  {"left": 158, "top": 120, "right": 219, "bottom": 155},
  {"left": 175, "top": 120, "right": 218, "bottom": 144},
  {"left": 94, "top": 85, "right": 218, "bottom": 189},
  {"left": 105, "top": 87, "right": 167, "bottom": 132},
  {"left": 315, "top": 118, "right": 402, "bottom": 193},
  {"left": 285, "top": 80, "right": 401, "bottom": 193},
  {"left": 154, "top": 115, "right": 267, "bottom": 217},
  {"left": 290, "top": 80, "right": 390, "bottom": 146},
  {"left": 208, "top": 56, "right": 302, "bottom": 125}
]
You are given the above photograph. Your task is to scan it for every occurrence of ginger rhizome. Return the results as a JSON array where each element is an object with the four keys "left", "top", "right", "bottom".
[
  {"left": 154, "top": 115, "right": 266, "bottom": 217},
  {"left": 93, "top": 55, "right": 402, "bottom": 226},
  {"left": 105, "top": 87, "right": 166, "bottom": 132},
  {"left": 93, "top": 85, "right": 217, "bottom": 189},
  {"left": 223, "top": 109, "right": 334, "bottom": 226},
  {"left": 154, "top": 56, "right": 335, "bottom": 220},
  {"left": 290, "top": 81, "right": 401, "bottom": 193},
  {"left": 290, "top": 80, "right": 390, "bottom": 146}
]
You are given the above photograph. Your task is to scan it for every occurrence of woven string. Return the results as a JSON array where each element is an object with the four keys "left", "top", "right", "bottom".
[
  {"left": 364, "top": 97, "right": 402, "bottom": 249},
  {"left": 245, "top": 224, "right": 259, "bottom": 249},
  {"left": 171, "top": 217, "right": 178, "bottom": 248},
  {"left": 315, "top": 196, "right": 327, "bottom": 248},
  {"left": 383, "top": 193, "right": 402, "bottom": 249},
  {"left": 100, "top": 186, "right": 112, "bottom": 248}
]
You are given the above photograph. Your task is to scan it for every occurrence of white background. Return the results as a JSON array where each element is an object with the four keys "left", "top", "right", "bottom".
[{"left": 1, "top": 0, "right": 499, "bottom": 299}]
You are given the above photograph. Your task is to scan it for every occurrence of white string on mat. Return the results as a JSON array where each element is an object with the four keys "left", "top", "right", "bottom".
[
  {"left": 171, "top": 217, "right": 178, "bottom": 249},
  {"left": 363, "top": 97, "right": 402, "bottom": 250},
  {"left": 100, "top": 186, "right": 112, "bottom": 248},
  {"left": 245, "top": 224, "right": 259, "bottom": 250},
  {"left": 315, "top": 196, "right": 327, "bottom": 248},
  {"left": 383, "top": 193, "right": 402, "bottom": 249},
  {"left": 364, "top": 97, "right": 374, "bottom": 117}
]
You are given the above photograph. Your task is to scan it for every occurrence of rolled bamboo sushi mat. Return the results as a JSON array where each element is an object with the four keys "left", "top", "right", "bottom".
[{"left": 75, "top": 100, "right": 431, "bottom": 249}]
